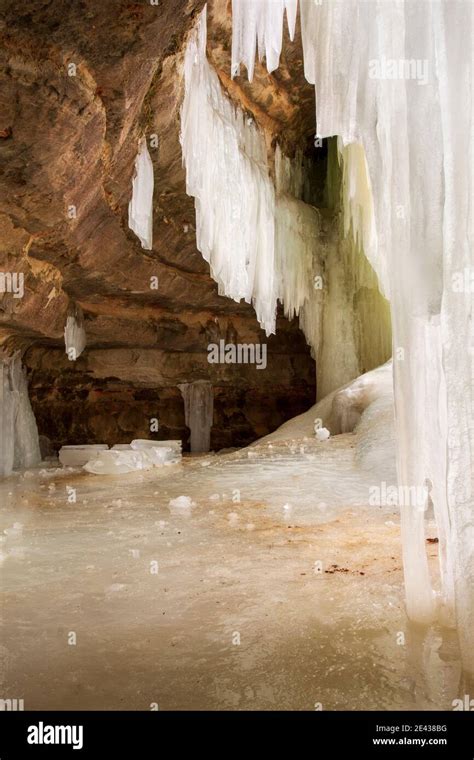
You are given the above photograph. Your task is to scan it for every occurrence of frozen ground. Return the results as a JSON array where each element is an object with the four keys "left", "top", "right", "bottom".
[{"left": 0, "top": 367, "right": 467, "bottom": 710}]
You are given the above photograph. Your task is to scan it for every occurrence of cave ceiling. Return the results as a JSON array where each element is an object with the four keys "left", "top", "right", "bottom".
[{"left": 0, "top": 0, "right": 318, "bottom": 356}]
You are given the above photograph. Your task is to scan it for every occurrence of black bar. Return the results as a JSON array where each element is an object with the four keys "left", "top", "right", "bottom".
[{"left": 0, "top": 711, "right": 472, "bottom": 757}]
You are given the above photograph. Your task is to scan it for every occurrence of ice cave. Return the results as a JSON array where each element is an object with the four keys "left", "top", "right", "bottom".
[{"left": 0, "top": 0, "right": 472, "bottom": 717}]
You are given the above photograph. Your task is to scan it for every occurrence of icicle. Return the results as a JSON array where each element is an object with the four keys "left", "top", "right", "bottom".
[
  {"left": 231, "top": 0, "right": 473, "bottom": 673},
  {"left": 64, "top": 306, "right": 86, "bottom": 361},
  {"left": 0, "top": 351, "right": 41, "bottom": 477},
  {"left": 128, "top": 136, "right": 154, "bottom": 250},
  {"left": 180, "top": 6, "right": 277, "bottom": 336},
  {"left": 178, "top": 381, "right": 213, "bottom": 453},
  {"left": 231, "top": 0, "right": 297, "bottom": 81}
]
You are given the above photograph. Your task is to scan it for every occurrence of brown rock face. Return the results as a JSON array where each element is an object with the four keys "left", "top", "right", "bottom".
[{"left": 0, "top": 1, "right": 321, "bottom": 451}]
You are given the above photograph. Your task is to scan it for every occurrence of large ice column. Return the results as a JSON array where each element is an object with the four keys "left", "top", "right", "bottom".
[
  {"left": 128, "top": 136, "right": 154, "bottom": 250},
  {"left": 178, "top": 381, "right": 214, "bottom": 453},
  {"left": 64, "top": 306, "right": 86, "bottom": 361},
  {"left": 434, "top": 2, "right": 474, "bottom": 667},
  {"left": 0, "top": 352, "right": 41, "bottom": 477},
  {"left": 231, "top": 0, "right": 473, "bottom": 672}
]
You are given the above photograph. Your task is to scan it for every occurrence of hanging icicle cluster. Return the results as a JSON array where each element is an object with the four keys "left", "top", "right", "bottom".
[{"left": 180, "top": 6, "right": 327, "bottom": 345}]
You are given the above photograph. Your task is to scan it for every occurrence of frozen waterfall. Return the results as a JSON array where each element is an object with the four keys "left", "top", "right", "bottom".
[
  {"left": 180, "top": 7, "right": 390, "bottom": 396},
  {"left": 180, "top": 1, "right": 472, "bottom": 676},
  {"left": 229, "top": 0, "right": 473, "bottom": 673}
]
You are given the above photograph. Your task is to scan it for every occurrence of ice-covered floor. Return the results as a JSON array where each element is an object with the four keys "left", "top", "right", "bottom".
[{"left": 0, "top": 367, "right": 466, "bottom": 710}]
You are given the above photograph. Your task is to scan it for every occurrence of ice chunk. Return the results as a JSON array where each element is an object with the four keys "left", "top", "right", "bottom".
[
  {"left": 143, "top": 447, "right": 176, "bottom": 467},
  {"left": 131, "top": 439, "right": 182, "bottom": 456},
  {"left": 84, "top": 444, "right": 179, "bottom": 474},
  {"left": 315, "top": 427, "right": 330, "bottom": 442},
  {"left": 59, "top": 445, "right": 109, "bottom": 467},
  {"left": 84, "top": 449, "right": 155, "bottom": 474},
  {"left": 128, "top": 136, "right": 154, "bottom": 250},
  {"left": 168, "top": 495, "right": 196, "bottom": 511}
]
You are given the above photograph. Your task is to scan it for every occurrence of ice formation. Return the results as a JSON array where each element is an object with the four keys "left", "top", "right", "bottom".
[
  {"left": 83, "top": 444, "right": 179, "bottom": 475},
  {"left": 178, "top": 381, "right": 214, "bottom": 453},
  {"left": 0, "top": 352, "right": 41, "bottom": 477},
  {"left": 181, "top": 9, "right": 321, "bottom": 338},
  {"left": 180, "top": 7, "right": 276, "bottom": 334},
  {"left": 315, "top": 427, "right": 330, "bottom": 442},
  {"left": 128, "top": 136, "right": 154, "bottom": 250},
  {"left": 84, "top": 449, "right": 154, "bottom": 474},
  {"left": 257, "top": 362, "right": 397, "bottom": 497},
  {"left": 328, "top": 360, "right": 394, "bottom": 435},
  {"left": 59, "top": 445, "right": 108, "bottom": 467},
  {"left": 354, "top": 380, "right": 397, "bottom": 486},
  {"left": 180, "top": 7, "right": 391, "bottom": 396},
  {"left": 168, "top": 495, "right": 196, "bottom": 511},
  {"left": 130, "top": 439, "right": 182, "bottom": 456},
  {"left": 230, "top": 0, "right": 473, "bottom": 673},
  {"left": 263, "top": 359, "right": 395, "bottom": 465},
  {"left": 64, "top": 308, "right": 86, "bottom": 361},
  {"left": 58, "top": 439, "right": 182, "bottom": 474},
  {"left": 231, "top": 0, "right": 297, "bottom": 81}
]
